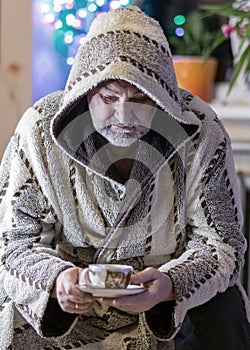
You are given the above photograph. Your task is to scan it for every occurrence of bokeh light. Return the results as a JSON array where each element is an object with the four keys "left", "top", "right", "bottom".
[
  {"left": 88, "top": 3, "right": 98, "bottom": 12},
  {"left": 110, "top": 1, "right": 121, "bottom": 10},
  {"left": 96, "top": 0, "right": 105, "bottom": 6},
  {"left": 66, "top": 56, "right": 75, "bottom": 65},
  {"left": 174, "top": 14, "right": 186, "bottom": 26},
  {"left": 40, "top": 0, "right": 132, "bottom": 65},
  {"left": 175, "top": 27, "right": 185, "bottom": 37}
]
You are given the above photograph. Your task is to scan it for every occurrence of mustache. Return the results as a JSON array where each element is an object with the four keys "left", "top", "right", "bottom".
[{"left": 105, "top": 123, "right": 149, "bottom": 131}]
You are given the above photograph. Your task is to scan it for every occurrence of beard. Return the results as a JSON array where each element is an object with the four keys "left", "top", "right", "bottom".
[{"left": 97, "top": 124, "right": 150, "bottom": 147}]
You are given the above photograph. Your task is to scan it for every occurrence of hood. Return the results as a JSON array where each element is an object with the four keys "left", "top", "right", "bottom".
[{"left": 51, "top": 6, "right": 202, "bottom": 183}]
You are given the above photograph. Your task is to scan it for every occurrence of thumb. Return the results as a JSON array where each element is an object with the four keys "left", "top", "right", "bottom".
[{"left": 131, "top": 267, "right": 157, "bottom": 284}]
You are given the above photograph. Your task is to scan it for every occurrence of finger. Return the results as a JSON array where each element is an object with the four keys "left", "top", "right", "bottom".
[
  {"left": 97, "top": 297, "right": 115, "bottom": 306},
  {"left": 57, "top": 282, "right": 93, "bottom": 304},
  {"left": 74, "top": 301, "right": 94, "bottom": 314},
  {"left": 59, "top": 291, "right": 96, "bottom": 310},
  {"left": 59, "top": 299, "right": 95, "bottom": 314},
  {"left": 131, "top": 267, "right": 158, "bottom": 284},
  {"left": 75, "top": 291, "right": 96, "bottom": 304},
  {"left": 60, "top": 277, "right": 80, "bottom": 296},
  {"left": 98, "top": 296, "right": 150, "bottom": 313},
  {"left": 97, "top": 291, "right": 148, "bottom": 307},
  {"left": 57, "top": 267, "right": 83, "bottom": 295}
]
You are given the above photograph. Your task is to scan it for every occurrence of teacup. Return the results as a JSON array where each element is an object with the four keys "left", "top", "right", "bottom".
[{"left": 81, "top": 264, "right": 133, "bottom": 289}]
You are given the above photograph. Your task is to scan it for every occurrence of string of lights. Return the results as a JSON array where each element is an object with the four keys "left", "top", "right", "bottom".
[{"left": 40, "top": 0, "right": 132, "bottom": 65}]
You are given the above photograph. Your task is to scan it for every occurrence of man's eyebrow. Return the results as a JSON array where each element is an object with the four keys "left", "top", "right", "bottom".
[{"left": 99, "top": 86, "right": 119, "bottom": 94}]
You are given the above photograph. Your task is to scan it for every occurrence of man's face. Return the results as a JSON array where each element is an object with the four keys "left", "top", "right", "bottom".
[{"left": 87, "top": 80, "right": 156, "bottom": 147}]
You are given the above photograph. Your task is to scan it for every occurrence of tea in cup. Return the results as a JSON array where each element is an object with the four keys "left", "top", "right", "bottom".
[{"left": 81, "top": 264, "right": 133, "bottom": 289}]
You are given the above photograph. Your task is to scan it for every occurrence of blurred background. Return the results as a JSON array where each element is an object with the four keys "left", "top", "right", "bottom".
[
  {"left": 0, "top": 0, "right": 235, "bottom": 151},
  {"left": 32, "top": 0, "right": 232, "bottom": 102}
]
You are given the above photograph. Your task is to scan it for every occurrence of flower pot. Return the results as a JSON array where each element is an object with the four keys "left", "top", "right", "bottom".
[{"left": 173, "top": 56, "right": 218, "bottom": 102}]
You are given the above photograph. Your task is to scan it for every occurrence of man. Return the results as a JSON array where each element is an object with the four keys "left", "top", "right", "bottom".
[{"left": 0, "top": 5, "right": 250, "bottom": 350}]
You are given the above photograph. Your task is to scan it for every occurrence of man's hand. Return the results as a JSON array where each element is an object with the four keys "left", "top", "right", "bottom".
[
  {"left": 52, "top": 267, "right": 96, "bottom": 314},
  {"left": 97, "top": 267, "right": 174, "bottom": 313}
]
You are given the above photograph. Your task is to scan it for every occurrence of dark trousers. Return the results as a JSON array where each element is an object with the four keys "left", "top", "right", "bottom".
[{"left": 175, "top": 286, "right": 250, "bottom": 350}]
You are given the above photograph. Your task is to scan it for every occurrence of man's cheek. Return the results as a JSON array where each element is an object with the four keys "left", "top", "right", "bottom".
[{"left": 134, "top": 106, "right": 155, "bottom": 122}]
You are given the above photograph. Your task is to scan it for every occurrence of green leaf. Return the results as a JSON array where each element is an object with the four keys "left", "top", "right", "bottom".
[
  {"left": 203, "top": 35, "right": 226, "bottom": 59},
  {"left": 228, "top": 45, "right": 250, "bottom": 94},
  {"left": 167, "top": 10, "right": 223, "bottom": 56},
  {"left": 200, "top": 3, "right": 250, "bottom": 19}
]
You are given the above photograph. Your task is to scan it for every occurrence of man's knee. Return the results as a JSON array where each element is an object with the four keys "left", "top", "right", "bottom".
[{"left": 175, "top": 286, "right": 250, "bottom": 350}]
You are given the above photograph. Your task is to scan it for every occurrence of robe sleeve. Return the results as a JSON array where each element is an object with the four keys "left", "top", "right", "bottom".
[
  {"left": 144, "top": 114, "right": 246, "bottom": 340},
  {"left": 0, "top": 108, "right": 77, "bottom": 338}
]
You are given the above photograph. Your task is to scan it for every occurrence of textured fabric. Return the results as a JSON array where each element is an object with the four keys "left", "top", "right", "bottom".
[
  {"left": 51, "top": 5, "right": 198, "bottom": 138},
  {"left": 0, "top": 5, "right": 250, "bottom": 350}
]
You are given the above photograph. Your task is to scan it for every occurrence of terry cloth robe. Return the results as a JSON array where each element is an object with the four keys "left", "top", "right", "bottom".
[
  {"left": 0, "top": 88, "right": 249, "bottom": 350},
  {"left": 0, "top": 5, "right": 250, "bottom": 350}
]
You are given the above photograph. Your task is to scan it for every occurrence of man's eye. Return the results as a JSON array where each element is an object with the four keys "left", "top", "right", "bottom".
[
  {"left": 100, "top": 95, "right": 117, "bottom": 104},
  {"left": 130, "top": 95, "right": 151, "bottom": 103}
]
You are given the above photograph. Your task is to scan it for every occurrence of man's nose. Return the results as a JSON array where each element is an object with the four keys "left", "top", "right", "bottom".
[{"left": 114, "top": 102, "right": 134, "bottom": 123}]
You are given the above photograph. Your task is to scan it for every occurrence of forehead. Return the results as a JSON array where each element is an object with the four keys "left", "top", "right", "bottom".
[{"left": 97, "top": 80, "right": 141, "bottom": 94}]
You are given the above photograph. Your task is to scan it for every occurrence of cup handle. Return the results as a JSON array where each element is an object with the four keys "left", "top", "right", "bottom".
[{"left": 81, "top": 268, "right": 92, "bottom": 287}]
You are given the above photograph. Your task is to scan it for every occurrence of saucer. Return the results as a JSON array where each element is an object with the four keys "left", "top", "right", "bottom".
[{"left": 75, "top": 284, "right": 146, "bottom": 298}]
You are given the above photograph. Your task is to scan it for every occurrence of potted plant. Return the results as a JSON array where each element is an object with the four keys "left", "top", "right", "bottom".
[
  {"left": 201, "top": 1, "right": 250, "bottom": 95},
  {"left": 168, "top": 10, "right": 223, "bottom": 102}
]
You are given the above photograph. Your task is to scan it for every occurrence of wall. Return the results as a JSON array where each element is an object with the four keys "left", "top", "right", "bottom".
[{"left": 0, "top": 0, "right": 32, "bottom": 160}]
